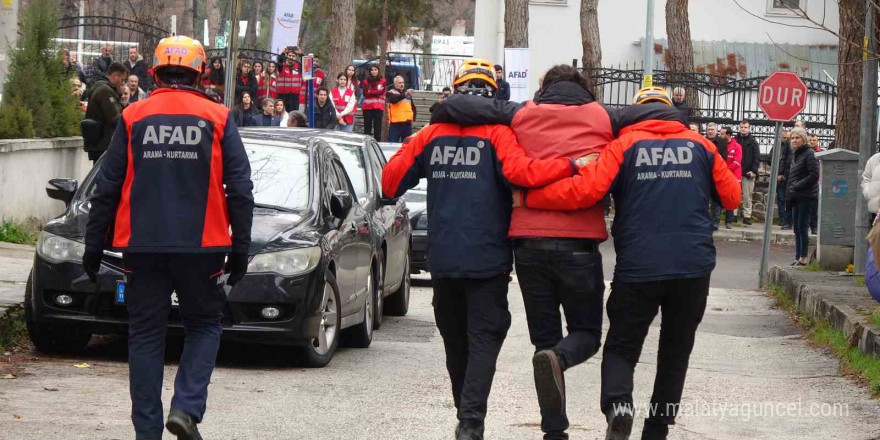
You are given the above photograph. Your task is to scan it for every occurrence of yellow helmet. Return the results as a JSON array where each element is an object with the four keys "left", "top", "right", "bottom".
[
  {"left": 152, "top": 35, "right": 206, "bottom": 75},
  {"left": 633, "top": 87, "right": 673, "bottom": 106},
  {"left": 453, "top": 58, "right": 498, "bottom": 97}
]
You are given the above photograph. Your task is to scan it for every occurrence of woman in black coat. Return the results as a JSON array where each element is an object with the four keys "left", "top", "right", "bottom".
[
  {"left": 785, "top": 127, "right": 819, "bottom": 265},
  {"left": 234, "top": 60, "right": 258, "bottom": 105},
  {"left": 232, "top": 91, "right": 258, "bottom": 127}
]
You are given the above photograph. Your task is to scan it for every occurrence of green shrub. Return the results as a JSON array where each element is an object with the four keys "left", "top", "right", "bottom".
[
  {"left": 0, "top": 221, "right": 37, "bottom": 245},
  {"left": 0, "top": 0, "right": 80, "bottom": 139}
]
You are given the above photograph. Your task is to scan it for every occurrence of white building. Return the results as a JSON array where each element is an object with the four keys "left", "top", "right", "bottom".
[{"left": 475, "top": 0, "right": 840, "bottom": 96}]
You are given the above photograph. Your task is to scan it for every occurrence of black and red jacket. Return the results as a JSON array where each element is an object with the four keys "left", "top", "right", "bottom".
[
  {"left": 520, "top": 104, "right": 741, "bottom": 282},
  {"left": 381, "top": 123, "right": 578, "bottom": 279},
  {"left": 85, "top": 87, "right": 254, "bottom": 254}
]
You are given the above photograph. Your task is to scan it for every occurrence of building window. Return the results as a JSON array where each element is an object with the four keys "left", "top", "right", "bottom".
[
  {"left": 767, "top": 0, "right": 806, "bottom": 16},
  {"left": 530, "top": 0, "right": 567, "bottom": 5}
]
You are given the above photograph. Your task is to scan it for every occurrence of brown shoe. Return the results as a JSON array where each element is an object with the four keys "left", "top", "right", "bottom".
[{"left": 533, "top": 350, "right": 565, "bottom": 419}]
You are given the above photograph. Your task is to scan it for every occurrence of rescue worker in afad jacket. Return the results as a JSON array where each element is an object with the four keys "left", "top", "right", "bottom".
[
  {"left": 382, "top": 59, "right": 592, "bottom": 440},
  {"left": 514, "top": 88, "right": 741, "bottom": 440},
  {"left": 83, "top": 35, "right": 254, "bottom": 440}
]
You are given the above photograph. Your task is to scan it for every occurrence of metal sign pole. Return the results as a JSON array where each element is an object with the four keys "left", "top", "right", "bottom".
[
  {"left": 642, "top": 0, "right": 655, "bottom": 88},
  {"left": 855, "top": 3, "right": 878, "bottom": 275},
  {"left": 759, "top": 122, "right": 784, "bottom": 288}
]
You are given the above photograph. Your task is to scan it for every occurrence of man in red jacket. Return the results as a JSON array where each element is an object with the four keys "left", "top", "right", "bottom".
[{"left": 432, "top": 64, "right": 628, "bottom": 440}]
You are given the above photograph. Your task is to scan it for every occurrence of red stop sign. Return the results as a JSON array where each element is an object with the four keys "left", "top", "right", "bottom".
[{"left": 758, "top": 71, "right": 808, "bottom": 122}]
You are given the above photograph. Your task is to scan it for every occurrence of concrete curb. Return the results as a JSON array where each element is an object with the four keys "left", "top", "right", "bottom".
[
  {"left": 770, "top": 266, "right": 880, "bottom": 359},
  {"left": 0, "top": 242, "right": 35, "bottom": 251}
]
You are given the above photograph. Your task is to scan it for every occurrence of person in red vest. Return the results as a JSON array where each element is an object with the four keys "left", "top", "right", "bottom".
[
  {"left": 331, "top": 72, "right": 356, "bottom": 132},
  {"left": 277, "top": 54, "right": 302, "bottom": 113},
  {"left": 256, "top": 61, "right": 278, "bottom": 108},
  {"left": 361, "top": 65, "right": 387, "bottom": 140}
]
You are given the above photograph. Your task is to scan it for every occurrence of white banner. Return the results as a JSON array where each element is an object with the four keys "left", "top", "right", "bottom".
[
  {"left": 270, "top": 0, "right": 304, "bottom": 55},
  {"left": 504, "top": 48, "right": 530, "bottom": 103}
]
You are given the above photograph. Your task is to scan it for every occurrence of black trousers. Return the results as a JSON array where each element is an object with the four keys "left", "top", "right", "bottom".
[
  {"left": 363, "top": 109, "right": 384, "bottom": 140},
  {"left": 88, "top": 150, "right": 105, "bottom": 165},
  {"left": 432, "top": 274, "right": 512, "bottom": 422},
  {"left": 810, "top": 199, "right": 818, "bottom": 231},
  {"left": 600, "top": 275, "right": 710, "bottom": 429},
  {"left": 277, "top": 93, "right": 300, "bottom": 113},
  {"left": 514, "top": 243, "right": 604, "bottom": 436},
  {"left": 123, "top": 253, "right": 227, "bottom": 439}
]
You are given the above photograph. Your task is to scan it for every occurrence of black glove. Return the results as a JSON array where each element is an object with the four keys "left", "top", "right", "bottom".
[
  {"left": 224, "top": 253, "right": 249, "bottom": 286},
  {"left": 82, "top": 249, "right": 102, "bottom": 283}
]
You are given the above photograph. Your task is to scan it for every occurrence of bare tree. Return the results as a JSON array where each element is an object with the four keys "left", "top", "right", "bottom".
[
  {"left": 666, "top": 0, "right": 696, "bottom": 107},
  {"left": 244, "top": 0, "right": 263, "bottom": 48},
  {"left": 180, "top": 0, "right": 194, "bottom": 37},
  {"left": 580, "top": 0, "right": 602, "bottom": 99},
  {"left": 504, "top": 0, "right": 528, "bottom": 48},
  {"left": 835, "top": 0, "right": 867, "bottom": 151},
  {"left": 206, "top": 0, "right": 221, "bottom": 47},
  {"left": 329, "top": 0, "right": 356, "bottom": 79}
]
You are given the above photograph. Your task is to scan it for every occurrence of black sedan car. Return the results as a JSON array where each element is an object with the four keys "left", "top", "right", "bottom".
[
  {"left": 26, "top": 131, "right": 394, "bottom": 367},
  {"left": 379, "top": 142, "right": 428, "bottom": 273},
  {"left": 251, "top": 129, "right": 413, "bottom": 329}
]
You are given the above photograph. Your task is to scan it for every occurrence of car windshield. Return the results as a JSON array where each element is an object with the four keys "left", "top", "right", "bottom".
[
  {"left": 245, "top": 142, "right": 310, "bottom": 211},
  {"left": 328, "top": 144, "right": 368, "bottom": 199},
  {"left": 381, "top": 147, "right": 427, "bottom": 192}
]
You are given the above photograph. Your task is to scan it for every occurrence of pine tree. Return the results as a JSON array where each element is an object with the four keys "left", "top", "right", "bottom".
[{"left": 0, "top": 0, "right": 80, "bottom": 139}]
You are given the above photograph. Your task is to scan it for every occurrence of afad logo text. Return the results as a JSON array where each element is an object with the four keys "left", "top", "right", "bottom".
[{"left": 508, "top": 69, "right": 528, "bottom": 79}]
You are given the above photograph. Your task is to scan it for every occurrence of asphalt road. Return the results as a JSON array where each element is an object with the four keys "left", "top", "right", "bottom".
[{"left": 2, "top": 239, "right": 880, "bottom": 439}]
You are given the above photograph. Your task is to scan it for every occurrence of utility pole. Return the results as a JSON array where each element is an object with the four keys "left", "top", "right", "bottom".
[
  {"left": 855, "top": 0, "right": 878, "bottom": 274},
  {"left": 223, "top": 0, "right": 242, "bottom": 107},
  {"left": 642, "top": 0, "right": 655, "bottom": 88}
]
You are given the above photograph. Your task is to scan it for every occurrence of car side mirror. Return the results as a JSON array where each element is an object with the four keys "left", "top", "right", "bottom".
[
  {"left": 46, "top": 178, "right": 78, "bottom": 207},
  {"left": 330, "top": 190, "right": 353, "bottom": 219},
  {"left": 378, "top": 197, "right": 399, "bottom": 207}
]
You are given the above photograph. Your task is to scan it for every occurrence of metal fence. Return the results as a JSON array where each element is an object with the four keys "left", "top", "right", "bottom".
[
  {"left": 56, "top": 16, "right": 169, "bottom": 82},
  {"left": 583, "top": 67, "right": 839, "bottom": 154}
]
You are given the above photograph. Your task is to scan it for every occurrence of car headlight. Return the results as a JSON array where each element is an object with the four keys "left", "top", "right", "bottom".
[
  {"left": 247, "top": 246, "right": 321, "bottom": 277},
  {"left": 415, "top": 213, "right": 429, "bottom": 230},
  {"left": 37, "top": 232, "right": 85, "bottom": 264}
]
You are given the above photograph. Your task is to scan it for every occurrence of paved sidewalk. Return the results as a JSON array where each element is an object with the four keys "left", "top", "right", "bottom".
[
  {"left": 0, "top": 242, "right": 34, "bottom": 316},
  {"left": 605, "top": 217, "right": 815, "bottom": 245},
  {"left": 770, "top": 266, "right": 880, "bottom": 358}
]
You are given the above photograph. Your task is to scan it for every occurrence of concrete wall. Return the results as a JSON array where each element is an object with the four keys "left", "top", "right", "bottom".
[
  {"left": 475, "top": 0, "right": 840, "bottom": 97},
  {"left": 0, "top": 137, "right": 91, "bottom": 224}
]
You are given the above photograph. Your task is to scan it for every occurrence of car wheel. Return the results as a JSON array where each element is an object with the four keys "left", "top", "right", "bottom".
[
  {"left": 385, "top": 252, "right": 410, "bottom": 316},
  {"left": 24, "top": 271, "right": 92, "bottom": 354},
  {"left": 344, "top": 271, "right": 373, "bottom": 348},
  {"left": 372, "top": 254, "right": 384, "bottom": 330},
  {"left": 299, "top": 271, "right": 341, "bottom": 368}
]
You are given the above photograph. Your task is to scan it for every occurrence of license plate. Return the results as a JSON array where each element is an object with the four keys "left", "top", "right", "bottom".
[{"left": 114, "top": 282, "right": 179, "bottom": 307}]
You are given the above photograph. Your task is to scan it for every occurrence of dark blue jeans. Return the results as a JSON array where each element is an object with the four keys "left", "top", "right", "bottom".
[
  {"left": 514, "top": 244, "right": 604, "bottom": 438},
  {"left": 388, "top": 122, "right": 412, "bottom": 143},
  {"left": 123, "top": 253, "right": 227, "bottom": 439},
  {"left": 791, "top": 199, "right": 812, "bottom": 259},
  {"left": 776, "top": 182, "right": 790, "bottom": 226}
]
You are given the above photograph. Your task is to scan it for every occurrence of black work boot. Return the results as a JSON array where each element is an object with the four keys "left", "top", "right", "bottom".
[
  {"left": 166, "top": 408, "right": 204, "bottom": 440},
  {"left": 456, "top": 419, "right": 484, "bottom": 440},
  {"left": 605, "top": 405, "right": 634, "bottom": 440},
  {"left": 640, "top": 418, "right": 669, "bottom": 440},
  {"left": 533, "top": 350, "right": 566, "bottom": 423}
]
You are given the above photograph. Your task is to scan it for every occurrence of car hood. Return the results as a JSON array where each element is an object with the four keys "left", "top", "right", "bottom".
[{"left": 43, "top": 203, "right": 322, "bottom": 256}]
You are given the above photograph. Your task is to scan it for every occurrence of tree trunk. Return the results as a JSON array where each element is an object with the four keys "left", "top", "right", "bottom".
[
  {"left": 504, "top": 0, "right": 528, "bottom": 48},
  {"left": 421, "top": 25, "right": 434, "bottom": 90},
  {"left": 580, "top": 0, "right": 602, "bottom": 100},
  {"left": 244, "top": 0, "right": 259, "bottom": 49},
  {"left": 835, "top": 0, "right": 865, "bottom": 152},
  {"left": 206, "top": 0, "right": 220, "bottom": 47},
  {"left": 180, "top": 0, "right": 194, "bottom": 37},
  {"left": 665, "top": 0, "right": 696, "bottom": 108},
  {"left": 329, "top": 0, "right": 355, "bottom": 78},
  {"left": 379, "top": 0, "right": 390, "bottom": 141}
]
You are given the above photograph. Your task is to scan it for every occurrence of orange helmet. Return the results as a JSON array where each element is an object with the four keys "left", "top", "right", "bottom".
[
  {"left": 453, "top": 58, "right": 498, "bottom": 96},
  {"left": 633, "top": 87, "right": 673, "bottom": 106},
  {"left": 152, "top": 35, "right": 206, "bottom": 75}
]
